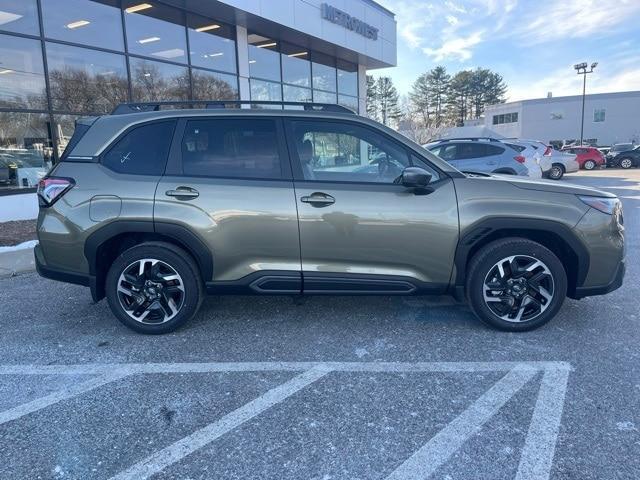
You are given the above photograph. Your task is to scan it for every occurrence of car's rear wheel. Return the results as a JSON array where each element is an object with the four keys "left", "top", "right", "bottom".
[
  {"left": 619, "top": 157, "right": 633, "bottom": 169},
  {"left": 105, "top": 242, "right": 203, "bottom": 334},
  {"left": 548, "top": 164, "right": 564, "bottom": 180},
  {"left": 583, "top": 159, "right": 597, "bottom": 170},
  {"left": 466, "top": 238, "right": 567, "bottom": 331}
]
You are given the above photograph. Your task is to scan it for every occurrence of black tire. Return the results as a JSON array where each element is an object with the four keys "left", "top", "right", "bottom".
[
  {"left": 583, "top": 159, "right": 596, "bottom": 170},
  {"left": 466, "top": 238, "right": 567, "bottom": 332},
  {"left": 105, "top": 242, "right": 203, "bottom": 334},
  {"left": 548, "top": 164, "right": 564, "bottom": 180},
  {"left": 619, "top": 157, "right": 633, "bottom": 169}
]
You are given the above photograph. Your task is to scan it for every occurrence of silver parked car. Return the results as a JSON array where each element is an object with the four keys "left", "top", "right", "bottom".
[
  {"left": 508, "top": 139, "right": 579, "bottom": 180},
  {"left": 425, "top": 138, "right": 541, "bottom": 178}
]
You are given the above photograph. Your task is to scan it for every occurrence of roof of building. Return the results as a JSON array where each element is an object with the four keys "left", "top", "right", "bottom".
[{"left": 487, "top": 90, "right": 640, "bottom": 110}]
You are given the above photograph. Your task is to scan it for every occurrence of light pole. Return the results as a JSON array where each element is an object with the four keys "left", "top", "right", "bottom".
[{"left": 574, "top": 62, "right": 597, "bottom": 146}]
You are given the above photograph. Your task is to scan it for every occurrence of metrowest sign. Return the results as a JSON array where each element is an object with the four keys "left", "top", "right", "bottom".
[{"left": 321, "top": 3, "right": 379, "bottom": 41}]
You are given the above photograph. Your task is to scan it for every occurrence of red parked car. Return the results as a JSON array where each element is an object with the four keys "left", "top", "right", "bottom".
[{"left": 561, "top": 146, "right": 605, "bottom": 170}]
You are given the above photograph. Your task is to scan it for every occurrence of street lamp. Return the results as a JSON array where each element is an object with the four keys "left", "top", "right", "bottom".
[{"left": 574, "top": 61, "right": 598, "bottom": 146}]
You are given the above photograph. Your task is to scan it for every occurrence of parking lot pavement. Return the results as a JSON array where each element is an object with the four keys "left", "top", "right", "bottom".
[{"left": 0, "top": 169, "right": 639, "bottom": 479}]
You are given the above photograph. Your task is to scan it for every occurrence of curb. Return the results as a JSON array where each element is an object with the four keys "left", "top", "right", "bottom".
[{"left": 0, "top": 247, "right": 36, "bottom": 278}]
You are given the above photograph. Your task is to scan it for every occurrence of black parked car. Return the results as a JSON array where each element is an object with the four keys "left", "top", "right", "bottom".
[{"left": 609, "top": 145, "right": 640, "bottom": 169}]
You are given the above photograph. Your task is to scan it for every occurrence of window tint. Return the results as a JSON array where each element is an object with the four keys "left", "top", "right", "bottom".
[
  {"left": 457, "top": 143, "right": 486, "bottom": 159},
  {"left": 486, "top": 144, "right": 506, "bottom": 155},
  {"left": 289, "top": 120, "right": 410, "bottom": 184},
  {"left": 102, "top": 121, "right": 175, "bottom": 175},
  {"left": 181, "top": 119, "right": 283, "bottom": 179},
  {"left": 435, "top": 144, "right": 457, "bottom": 160},
  {"left": 505, "top": 143, "right": 526, "bottom": 153}
]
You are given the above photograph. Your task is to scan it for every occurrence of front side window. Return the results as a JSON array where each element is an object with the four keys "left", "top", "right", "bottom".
[
  {"left": 102, "top": 121, "right": 175, "bottom": 175},
  {"left": 181, "top": 118, "right": 283, "bottom": 179},
  {"left": 289, "top": 120, "right": 410, "bottom": 184}
]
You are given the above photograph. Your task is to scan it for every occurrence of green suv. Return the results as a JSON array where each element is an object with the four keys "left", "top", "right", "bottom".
[{"left": 35, "top": 101, "right": 625, "bottom": 334}]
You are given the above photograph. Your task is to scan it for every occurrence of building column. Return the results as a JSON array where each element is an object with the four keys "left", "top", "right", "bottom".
[
  {"left": 358, "top": 64, "right": 367, "bottom": 115},
  {"left": 236, "top": 25, "right": 250, "bottom": 102}
]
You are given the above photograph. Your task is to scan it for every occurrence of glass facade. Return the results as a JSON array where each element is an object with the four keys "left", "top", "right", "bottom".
[{"left": 0, "top": 1, "right": 359, "bottom": 193}]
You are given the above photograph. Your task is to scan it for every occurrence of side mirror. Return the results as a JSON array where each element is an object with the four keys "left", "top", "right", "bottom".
[{"left": 400, "top": 167, "right": 432, "bottom": 189}]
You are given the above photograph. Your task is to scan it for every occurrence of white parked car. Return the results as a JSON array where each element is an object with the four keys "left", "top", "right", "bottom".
[
  {"left": 505, "top": 140, "right": 549, "bottom": 178},
  {"left": 507, "top": 139, "right": 579, "bottom": 180}
]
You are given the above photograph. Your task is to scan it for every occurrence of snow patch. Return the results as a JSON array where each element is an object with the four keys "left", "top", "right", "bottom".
[{"left": 0, "top": 240, "right": 38, "bottom": 253}]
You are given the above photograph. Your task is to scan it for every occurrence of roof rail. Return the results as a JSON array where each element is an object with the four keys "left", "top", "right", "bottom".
[
  {"left": 437, "top": 137, "right": 504, "bottom": 143},
  {"left": 111, "top": 100, "right": 356, "bottom": 115}
]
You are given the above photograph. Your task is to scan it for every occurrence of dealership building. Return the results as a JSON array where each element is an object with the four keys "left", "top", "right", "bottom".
[
  {"left": 482, "top": 90, "right": 640, "bottom": 147},
  {"left": 0, "top": 0, "right": 397, "bottom": 204}
]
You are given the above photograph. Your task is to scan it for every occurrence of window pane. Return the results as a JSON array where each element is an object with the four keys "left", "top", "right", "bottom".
[
  {"left": 42, "top": 0, "right": 124, "bottom": 51},
  {"left": 124, "top": 1, "right": 187, "bottom": 64},
  {"left": 283, "top": 85, "right": 312, "bottom": 103},
  {"left": 248, "top": 33, "right": 280, "bottom": 82},
  {"left": 290, "top": 120, "right": 409, "bottom": 183},
  {"left": 191, "top": 68, "right": 237, "bottom": 100},
  {"left": 338, "top": 94, "right": 358, "bottom": 112},
  {"left": 52, "top": 114, "right": 83, "bottom": 159},
  {"left": 281, "top": 43, "right": 310, "bottom": 87},
  {"left": 250, "top": 79, "right": 282, "bottom": 103},
  {"left": 187, "top": 14, "right": 236, "bottom": 74},
  {"left": 103, "top": 121, "right": 175, "bottom": 175},
  {"left": 46, "top": 42, "right": 128, "bottom": 114},
  {"left": 130, "top": 57, "right": 189, "bottom": 101},
  {"left": 312, "top": 52, "right": 336, "bottom": 92},
  {"left": 0, "top": 0, "right": 39, "bottom": 34},
  {"left": 313, "top": 90, "right": 336, "bottom": 104},
  {"left": 181, "top": 119, "right": 282, "bottom": 179},
  {"left": 0, "top": 34, "right": 46, "bottom": 109},
  {"left": 0, "top": 112, "right": 53, "bottom": 190},
  {"left": 337, "top": 60, "right": 358, "bottom": 96}
]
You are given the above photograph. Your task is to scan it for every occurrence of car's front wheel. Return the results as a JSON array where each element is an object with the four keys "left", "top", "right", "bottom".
[
  {"left": 466, "top": 238, "right": 567, "bottom": 331},
  {"left": 105, "top": 242, "right": 203, "bottom": 334},
  {"left": 548, "top": 164, "right": 564, "bottom": 180},
  {"left": 619, "top": 157, "right": 634, "bottom": 169},
  {"left": 583, "top": 159, "right": 597, "bottom": 170}
]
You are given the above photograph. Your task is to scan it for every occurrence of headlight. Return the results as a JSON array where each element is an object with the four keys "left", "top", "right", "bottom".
[{"left": 578, "top": 195, "right": 620, "bottom": 215}]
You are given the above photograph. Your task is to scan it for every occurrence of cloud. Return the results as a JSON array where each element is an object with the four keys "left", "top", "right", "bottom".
[
  {"left": 423, "top": 32, "right": 484, "bottom": 61},
  {"left": 446, "top": 15, "right": 459, "bottom": 26}
]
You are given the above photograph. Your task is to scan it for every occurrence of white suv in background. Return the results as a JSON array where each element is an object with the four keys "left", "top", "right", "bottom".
[{"left": 507, "top": 139, "right": 579, "bottom": 180}]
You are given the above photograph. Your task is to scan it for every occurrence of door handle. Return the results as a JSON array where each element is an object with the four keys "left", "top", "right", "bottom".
[
  {"left": 300, "top": 192, "right": 335, "bottom": 207},
  {"left": 165, "top": 186, "right": 199, "bottom": 200}
]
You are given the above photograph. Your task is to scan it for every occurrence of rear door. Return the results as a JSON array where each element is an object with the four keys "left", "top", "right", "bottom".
[
  {"left": 154, "top": 116, "right": 301, "bottom": 291},
  {"left": 285, "top": 118, "right": 459, "bottom": 292},
  {"left": 456, "top": 143, "right": 492, "bottom": 172}
]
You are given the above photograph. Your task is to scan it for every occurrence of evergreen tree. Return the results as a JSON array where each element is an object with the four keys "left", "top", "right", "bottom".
[{"left": 375, "top": 77, "right": 402, "bottom": 127}]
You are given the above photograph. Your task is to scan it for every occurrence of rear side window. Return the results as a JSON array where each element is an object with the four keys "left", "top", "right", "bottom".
[
  {"left": 102, "top": 121, "right": 176, "bottom": 175},
  {"left": 457, "top": 143, "right": 486, "bottom": 159},
  {"left": 60, "top": 122, "right": 91, "bottom": 161},
  {"left": 486, "top": 144, "right": 506, "bottom": 155},
  {"left": 180, "top": 118, "right": 283, "bottom": 179}
]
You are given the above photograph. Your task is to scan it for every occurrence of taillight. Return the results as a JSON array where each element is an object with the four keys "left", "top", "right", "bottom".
[
  {"left": 514, "top": 155, "right": 526, "bottom": 164},
  {"left": 543, "top": 146, "right": 552, "bottom": 156},
  {"left": 37, "top": 177, "right": 75, "bottom": 206}
]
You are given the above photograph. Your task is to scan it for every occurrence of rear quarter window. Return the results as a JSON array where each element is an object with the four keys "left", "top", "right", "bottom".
[
  {"left": 486, "top": 144, "right": 506, "bottom": 155},
  {"left": 102, "top": 121, "right": 176, "bottom": 175}
]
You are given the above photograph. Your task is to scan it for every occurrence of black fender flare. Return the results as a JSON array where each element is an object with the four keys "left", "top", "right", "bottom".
[
  {"left": 453, "top": 217, "right": 590, "bottom": 288},
  {"left": 84, "top": 220, "right": 214, "bottom": 281}
]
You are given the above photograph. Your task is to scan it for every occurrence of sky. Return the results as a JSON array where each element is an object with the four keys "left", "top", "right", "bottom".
[{"left": 373, "top": 0, "right": 640, "bottom": 102}]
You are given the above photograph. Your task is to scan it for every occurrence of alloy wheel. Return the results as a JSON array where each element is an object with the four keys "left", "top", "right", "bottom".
[
  {"left": 117, "top": 258, "right": 185, "bottom": 324},
  {"left": 620, "top": 158, "right": 632, "bottom": 169},
  {"left": 549, "top": 166, "right": 563, "bottom": 179},
  {"left": 483, "top": 255, "right": 555, "bottom": 323},
  {"left": 584, "top": 160, "right": 596, "bottom": 170}
]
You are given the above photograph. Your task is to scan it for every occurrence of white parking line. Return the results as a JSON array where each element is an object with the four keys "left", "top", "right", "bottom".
[
  {"left": 516, "top": 367, "right": 570, "bottom": 480},
  {"left": 385, "top": 367, "right": 538, "bottom": 480},
  {"left": 0, "top": 361, "right": 571, "bottom": 479},
  {"left": 0, "top": 370, "right": 128, "bottom": 425},
  {"left": 108, "top": 366, "right": 330, "bottom": 480}
]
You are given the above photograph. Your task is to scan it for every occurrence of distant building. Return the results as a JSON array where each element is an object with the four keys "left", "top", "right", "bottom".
[{"left": 482, "top": 91, "right": 640, "bottom": 146}]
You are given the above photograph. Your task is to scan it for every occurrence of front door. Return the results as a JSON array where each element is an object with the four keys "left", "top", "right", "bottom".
[
  {"left": 154, "top": 116, "right": 301, "bottom": 292},
  {"left": 285, "top": 118, "right": 459, "bottom": 294}
]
